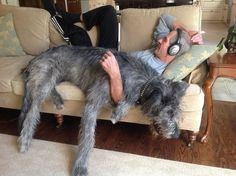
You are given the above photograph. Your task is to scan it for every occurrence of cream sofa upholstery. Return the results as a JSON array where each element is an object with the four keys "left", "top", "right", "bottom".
[{"left": 0, "top": 4, "right": 205, "bottom": 145}]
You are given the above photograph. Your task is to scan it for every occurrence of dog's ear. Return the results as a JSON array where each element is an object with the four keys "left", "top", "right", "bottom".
[
  {"left": 140, "top": 85, "right": 162, "bottom": 105},
  {"left": 171, "top": 81, "right": 189, "bottom": 98},
  {"left": 141, "top": 88, "right": 163, "bottom": 116}
]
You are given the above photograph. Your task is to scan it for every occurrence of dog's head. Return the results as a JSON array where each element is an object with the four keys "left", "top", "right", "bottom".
[{"left": 140, "top": 79, "right": 188, "bottom": 139}]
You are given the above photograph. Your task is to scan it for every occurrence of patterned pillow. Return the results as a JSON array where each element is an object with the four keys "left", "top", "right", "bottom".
[
  {"left": 162, "top": 45, "right": 217, "bottom": 81},
  {"left": 0, "top": 13, "right": 25, "bottom": 56}
]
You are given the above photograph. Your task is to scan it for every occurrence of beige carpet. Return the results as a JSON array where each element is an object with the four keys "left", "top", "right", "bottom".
[{"left": 0, "top": 134, "right": 235, "bottom": 176}]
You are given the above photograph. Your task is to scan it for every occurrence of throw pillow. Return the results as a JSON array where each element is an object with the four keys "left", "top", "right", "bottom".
[
  {"left": 0, "top": 13, "right": 25, "bottom": 56},
  {"left": 162, "top": 45, "right": 217, "bottom": 81}
]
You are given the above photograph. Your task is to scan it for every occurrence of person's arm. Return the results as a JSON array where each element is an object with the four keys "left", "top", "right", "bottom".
[
  {"left": 172, "top": 20, "right": 204, "bottom": 44},
  {"left": 153, "top": 14, "right": 204, "bottom": 45},
  {"left": 100, "top": 51, "right": 124, "bottom": 104}
]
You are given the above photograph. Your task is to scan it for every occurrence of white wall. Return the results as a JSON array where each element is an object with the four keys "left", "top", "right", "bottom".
[
  {"left": 1, "top": 0, "right": 7, "bottom": 4},
  {"left": 1, "top": 0, "right": 19, "bottom": 6},
  {"left": 81, "top": 0, "right": 90, "bottom": 13}
]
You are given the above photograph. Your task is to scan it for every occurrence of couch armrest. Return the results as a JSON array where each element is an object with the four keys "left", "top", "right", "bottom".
[{"left": 183, "top": 62, "right": 208, "bottom": 86}]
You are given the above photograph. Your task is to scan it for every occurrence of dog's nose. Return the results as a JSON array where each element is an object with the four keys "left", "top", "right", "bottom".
[{"left": 171, "top": 128, "right": 180, "bottom": 138}]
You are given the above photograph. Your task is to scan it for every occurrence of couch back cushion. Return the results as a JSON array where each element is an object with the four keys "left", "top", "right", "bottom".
[
  {"left": 0, "top": 13, "right": 26, "bottom": 56},
  {"left": 0, "top": 5, "right": 50, "bottom": 56},
  {"left": 49, "top": 22, "right": 99, "bottom": 48},
  {"left": 120, "top": 5, "right": 202, "bottom": 52}
]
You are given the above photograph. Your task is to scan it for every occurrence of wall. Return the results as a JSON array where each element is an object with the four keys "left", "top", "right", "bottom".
[
  {"left": 230, "top": 4, "right": 236, "bottom": 25},
  {"left": 7, "top": 0, "right": 19, "bottom": 6},
  {"left": 1, "top": 0, "right": 7, "bottom": 4},
  {"left": 0, "top": 0, "right": 19, "bottom": 6},
  {"left": 81, "top": 0, "right": 115, "bottom": 12}
]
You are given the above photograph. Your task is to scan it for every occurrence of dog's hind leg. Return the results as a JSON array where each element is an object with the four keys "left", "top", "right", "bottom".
[
  {"left": 18, "top": 77, "right": 56, "bottom": 153},
  {"left": 18, "top": 98, "right": 42, "bottom": 153}
]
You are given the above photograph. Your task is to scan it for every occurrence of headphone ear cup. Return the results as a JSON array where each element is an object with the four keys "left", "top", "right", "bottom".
[
  {"left": 167, "top": 28, "right": 182, "bottom": 56},
  {"left": 168, "top": 44, "right": 181, "bottom": 56}
]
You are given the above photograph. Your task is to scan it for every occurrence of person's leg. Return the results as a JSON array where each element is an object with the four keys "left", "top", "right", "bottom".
[
  {"left": 42, "top": 0, "right": 91, "bottom": 47},
  {"left": 43, "top": 1, "right": 116, "bottom": 48},
  {"left": 42, "top": 0, "right": 82, "bottom": 24},
  {"left": 82, "top": 5, "right": 118, "bottom": 49},
  {"left": 42, "top": 0, "right": 68, "bottom": 33},
  {"left": 55, "top": 5, "right": 118, "bottom": 47},
  {"left": 67, "top": 24, "right": 92, "bottom": 46},
  {"left": 59, "top": 11, "right": 82, "bottom": 25}
]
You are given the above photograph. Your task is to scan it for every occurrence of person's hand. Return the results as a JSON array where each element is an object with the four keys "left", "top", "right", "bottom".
[
  {"left": 188, "top": 30, "right": 204, "bottom": 45},
  {"left": 100, "top": 51, "right": 120, "bottom": 79}
]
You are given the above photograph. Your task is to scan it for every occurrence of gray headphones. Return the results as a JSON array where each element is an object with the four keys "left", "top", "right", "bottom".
[{"left": 167, "top": 28, "right": 182, "bottom": 56}]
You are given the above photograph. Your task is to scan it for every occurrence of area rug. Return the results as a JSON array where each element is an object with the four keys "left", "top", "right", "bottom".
[{"left": 0, "top": 134, "right": 235, "bottom": 176}]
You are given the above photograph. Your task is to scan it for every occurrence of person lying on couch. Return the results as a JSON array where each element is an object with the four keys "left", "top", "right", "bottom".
[
  {"left": 43, "top": 1, "right": 203, "bottom": 104},
  {"left": 100, "top": 14, "right": 204, "bottom": 104}
]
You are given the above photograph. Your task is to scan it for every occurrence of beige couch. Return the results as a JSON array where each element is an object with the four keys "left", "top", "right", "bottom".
[{"left": 0, "top": 4, "right": 205, "bottom": 146}]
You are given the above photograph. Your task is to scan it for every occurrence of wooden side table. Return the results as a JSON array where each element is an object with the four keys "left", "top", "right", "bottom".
[{"left": 201, "top": 53, "right": 236, "bottom": 143}]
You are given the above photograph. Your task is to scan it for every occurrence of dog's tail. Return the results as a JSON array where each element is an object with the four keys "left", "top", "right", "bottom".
[{"left": 18, "top": 81, "right": 32, "bottom": 133}]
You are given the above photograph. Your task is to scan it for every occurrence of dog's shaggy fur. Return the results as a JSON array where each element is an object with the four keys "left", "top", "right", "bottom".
[{"left": 18, "top": 45, "right": 188, "bottom": 176}]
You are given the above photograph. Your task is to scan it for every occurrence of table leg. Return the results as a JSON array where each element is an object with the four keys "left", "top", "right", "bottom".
[
  {"left": 187, "top": 131, "right": 198, "bottom": 147},
  {"left": 55, "top": 114, "right": 64, "bottom": 128},
  {"left": 201, "top": 76, "right": 217, "bottom": 143}
]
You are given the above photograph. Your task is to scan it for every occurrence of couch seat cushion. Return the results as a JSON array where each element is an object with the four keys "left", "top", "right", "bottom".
[
  {"left": 0, "top": 55, "right": 33, "bottom": 92},
  {"left": 12, "top": 75, "right": 204, "bottom": 132},
  {"left": 12, "top": 74, "right": 203, "bottom": 112},
  {"left": 12, "top": 76, "right": 85, "bottom": 101}
]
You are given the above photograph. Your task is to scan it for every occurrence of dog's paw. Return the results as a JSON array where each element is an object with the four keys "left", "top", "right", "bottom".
[
  {"left": 111, "top": 118, "right": 118, "bottom": 124},
  {"left": 17, "top": 137, "right": 30, "bottom": 153},
  {"left": 54, "top": 103, "right": 64, "bottom": 110},
  {"left": 19, "top": 145, "right": 29, "bottom": 153},
  {"left": 72, "top": 166, "right": 88, "bottom": 176},
  {"left": 149, "top": 124, "right": 160, "bottom": 138},
  {"left": 18, "top": 140, "right": 29, "bottom": 153},
  {"left": 111, "top": 112, "right": 121, "bottom": 124}
]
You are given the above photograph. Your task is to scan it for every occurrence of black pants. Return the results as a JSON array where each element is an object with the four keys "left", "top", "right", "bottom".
[{"left": 58, "top": 5, "right": 118, "bottom": 50}]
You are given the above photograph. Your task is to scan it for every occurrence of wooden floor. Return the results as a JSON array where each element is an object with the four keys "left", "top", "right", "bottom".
[{"left": 0, "top": 101, "right": 235, "bottom": 170}]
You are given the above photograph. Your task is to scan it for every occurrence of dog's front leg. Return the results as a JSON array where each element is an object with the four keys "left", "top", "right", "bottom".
[
  {"left": 72, "top": 102, "right": 101, "bottom": 176},
  {"left": 111, "top": 101, "right": 132, "bottom": 124}
]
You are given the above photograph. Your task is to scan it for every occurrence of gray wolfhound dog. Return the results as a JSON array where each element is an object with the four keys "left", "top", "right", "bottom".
[{"left": 18, "top": 45, "right": 188, "bottom": 176}]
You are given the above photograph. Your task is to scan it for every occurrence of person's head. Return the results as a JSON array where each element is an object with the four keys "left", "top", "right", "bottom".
[{"left": 154, "top": 29, "right": 192, "bottom": 63}]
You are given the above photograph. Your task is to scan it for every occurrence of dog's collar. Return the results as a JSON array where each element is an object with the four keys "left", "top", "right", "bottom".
[{"left": 136, "top": 76, "right": 159, "bottom": 105}]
